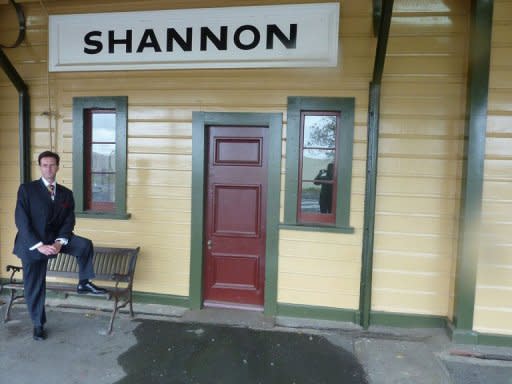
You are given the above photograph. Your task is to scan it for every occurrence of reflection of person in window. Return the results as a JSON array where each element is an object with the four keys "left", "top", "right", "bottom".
[{"left": 314, "top": 163, "right": 334, "bottom": 213}]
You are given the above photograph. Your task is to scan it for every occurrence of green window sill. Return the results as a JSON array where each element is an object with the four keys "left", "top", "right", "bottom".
[
  {"left": 76, "top": 211, "right": 131, "bottom": 220},
  {"left": 279, "top": 223, "right": 354, "bottom": 234}
]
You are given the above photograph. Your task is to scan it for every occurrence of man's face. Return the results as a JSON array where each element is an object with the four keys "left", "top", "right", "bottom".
[{"left": 39, "top": 156, "right": 59, "bottom": 182}]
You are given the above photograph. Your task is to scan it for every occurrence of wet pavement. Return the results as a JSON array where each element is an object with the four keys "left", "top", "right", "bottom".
[
  {"left": 116, "top": 320, "right": 367, "bottom": 384},
  {"left": 1, "top": 294, "right": 512, "bottom": 384}
]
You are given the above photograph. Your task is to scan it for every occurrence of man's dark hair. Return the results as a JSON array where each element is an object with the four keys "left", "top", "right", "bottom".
[{"left": 38, "top": 151, "right": 60, "bottom": 166}]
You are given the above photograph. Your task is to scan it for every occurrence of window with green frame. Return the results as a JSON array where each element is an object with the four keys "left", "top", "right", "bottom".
[
  {"left": 72, "top": 96, "right": 130, "bottom": 219},
  {"left": 283, "top": 96, "right": 354, "bottom": 232}
]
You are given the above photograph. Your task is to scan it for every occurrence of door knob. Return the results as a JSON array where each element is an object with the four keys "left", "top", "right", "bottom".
[{"left": 207, "top": 240, "right": 212, "bottom": 250}]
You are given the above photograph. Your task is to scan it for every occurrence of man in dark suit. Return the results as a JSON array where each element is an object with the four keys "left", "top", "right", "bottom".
[{"left": 14, "top": 150, "right": 106, "bottom": 341}]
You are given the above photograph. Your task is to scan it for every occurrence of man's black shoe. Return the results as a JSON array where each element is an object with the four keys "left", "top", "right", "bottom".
[
  {"left": 77, "top": 281, "right": 107, "bottom": 295},
  {"left": 33, "top": 326, "right": 47, "bottom": 341}
]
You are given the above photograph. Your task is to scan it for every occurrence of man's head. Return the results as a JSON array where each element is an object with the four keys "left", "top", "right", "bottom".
[{"left": 38, "top": 151, "right": 60, "bottom": 182}]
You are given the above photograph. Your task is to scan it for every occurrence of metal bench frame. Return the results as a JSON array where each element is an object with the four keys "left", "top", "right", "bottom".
[{"left": 1, "top": 246, "right": 140, "bottom": 334}]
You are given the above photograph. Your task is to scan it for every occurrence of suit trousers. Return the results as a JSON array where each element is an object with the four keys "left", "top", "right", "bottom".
[{"left": 22, "top": 235, "right": 96, "bottom": 327}]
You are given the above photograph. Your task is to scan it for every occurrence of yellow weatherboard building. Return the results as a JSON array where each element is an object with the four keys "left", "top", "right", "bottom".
[{"left": 0, "top": 0, "right": 510, "bottom": 347}]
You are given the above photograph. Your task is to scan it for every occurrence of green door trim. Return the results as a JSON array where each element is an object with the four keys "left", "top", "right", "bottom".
[
  {"left": 453, "top": 0, "right": 494, "bottom": 341},
  {"left": 189, "top": 112, "right": 283, "bottom": 316}
]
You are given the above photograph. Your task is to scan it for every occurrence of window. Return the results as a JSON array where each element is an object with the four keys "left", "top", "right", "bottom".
[
  {"left": 299, "top": 111, "right": 339, "bottom": 224},
  {"left": 284, "top": 97, "right": 354, "bottom": 232},
  {"left": 72, "top": 96, "right": 129, "bottom": 219},
  {"left": 84, "top": 110, "right": 116, "bottom": 212}
]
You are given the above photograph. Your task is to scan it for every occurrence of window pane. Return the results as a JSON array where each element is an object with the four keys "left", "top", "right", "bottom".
[
  {"left": 302, "top": 149, "right": 335, "bottom": 180},
  {"left": 301, "top": 182, "right": 321, "bottom": 213},
  {"left": 92, "top": 144, "right": 116, "bottom": 172},
  {"left": 92, "top": 112, "right": 116, "bottom": 142},
  {"left": 303, "top": 115, "right": 336, "bottom": 148},
  {"left": 92, "top": 173, "right": 115, "bottom": 203},
  {"left": 301, "top": 181, "right": 333, "bottom": 214}
]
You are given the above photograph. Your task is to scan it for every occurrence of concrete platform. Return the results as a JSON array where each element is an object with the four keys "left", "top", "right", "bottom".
[{"left": 1, "top": 295, "right": 512, "bottom": 384}]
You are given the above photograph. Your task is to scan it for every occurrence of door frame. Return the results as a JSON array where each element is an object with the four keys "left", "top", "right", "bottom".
[{"left": 189, "top": 111, "right": 282, "bottom": 316}]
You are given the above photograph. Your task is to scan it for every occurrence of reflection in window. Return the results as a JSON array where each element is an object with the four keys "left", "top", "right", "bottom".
[
  {"left": 301, "top": 182, "right": 322, "bottom": 212},
  {"left": 85, "top": 110, "right": 116, "bottom": 212},
  {"left": 298, "top": 112, "right": 339, "bottom": 224}
]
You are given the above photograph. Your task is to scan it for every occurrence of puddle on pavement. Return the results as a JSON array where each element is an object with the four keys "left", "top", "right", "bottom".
[{"left": 115, "top": 319, "right": 368, "bottom": 384}]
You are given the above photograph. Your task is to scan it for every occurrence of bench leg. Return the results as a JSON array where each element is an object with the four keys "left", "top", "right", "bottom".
[
  {"left": 3, "top": 289, "right": 14, "bottom": 322},
  {"left": 4, "top": 288, "right": 23, "bottom": 323},
  {"left": 107, "top": 291, "right": 134, "bottom": 334},
  {"left": 129, "top": 291, "right": 134, "bottom": 318},
  {"left": 108, "top": 295, "right": 120, "bottom": 334}
]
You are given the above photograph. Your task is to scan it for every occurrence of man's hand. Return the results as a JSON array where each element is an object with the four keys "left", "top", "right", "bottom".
[
  {"left": 52, "top": 241, "right": 63, "bottom": 254},
  {"left": 37, "top": 243, "right": 61, "bottom": 256}
]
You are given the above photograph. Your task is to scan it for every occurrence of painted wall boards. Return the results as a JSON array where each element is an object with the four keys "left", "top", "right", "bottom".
[
  {"left": 0, "top": 0, "right": 366, "bottom": 301},
  {"left": 4, "top": 0, "right": 510, "bottom": 336},
  {"left": 0, "top": 75, "right": 20, "bottom": 276},
  {"left": 277, "top": 0, "right": 372, "bottom": 309},
  {"left": 371, "top": 0, "right": 468, "bottom": 317},
  {"left": 0, "top": 5, "right": 40, "bottom": 273},
  {"left": 474, "top": 0, "right": 512, "bottom": 335}
]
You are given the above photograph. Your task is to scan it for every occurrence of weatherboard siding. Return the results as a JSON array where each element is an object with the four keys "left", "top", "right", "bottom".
[
  {"left": 370, "top": 0, "right": 468, "bottom": 317},
  {"left": 473, "top": 0, "right": 512, "bottom": 336}
]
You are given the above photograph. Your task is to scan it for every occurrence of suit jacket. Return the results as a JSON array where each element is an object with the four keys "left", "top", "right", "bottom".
[{"left": 13, "top": 179, "right": 76, "bottom": 263}]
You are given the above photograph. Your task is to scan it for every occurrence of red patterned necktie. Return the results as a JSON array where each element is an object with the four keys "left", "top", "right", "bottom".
[{"left": 47, "top": 184, "right": 55, "bottom": 200}]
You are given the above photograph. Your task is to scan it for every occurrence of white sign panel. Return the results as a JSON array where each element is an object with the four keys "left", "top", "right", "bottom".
[{"left": 49, "top": 3, "right": 340, "bottom": 72}]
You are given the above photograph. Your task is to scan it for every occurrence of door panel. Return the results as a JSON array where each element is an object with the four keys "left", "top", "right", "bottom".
[
  {"left": 214, "top": 185, "right": 261, "bottom": 236},
  {"left": 204, "top": 125, "right": 267, "bottom": 308}
]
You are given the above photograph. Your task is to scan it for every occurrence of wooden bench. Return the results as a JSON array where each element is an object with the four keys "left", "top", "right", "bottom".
[{"left": 1, "top": 246, "right": 140, "bottom": 334}]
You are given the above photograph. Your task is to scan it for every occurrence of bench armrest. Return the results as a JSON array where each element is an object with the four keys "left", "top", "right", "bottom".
[
  {"left": 6, "top": 265, "right": 23, "bottom": 283},
  {"left": 111, "top": 273, "right": 130, "bottom": 282},
  {"left": 6, "top": 265, "right": 22, "bottom": 273}
]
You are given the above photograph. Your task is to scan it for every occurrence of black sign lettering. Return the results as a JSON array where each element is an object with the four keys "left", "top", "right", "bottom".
[
  {"left": 266, "top": 24, "right": 297, "bottom": 49},
  {"left": 137, "top": 29, "right": 162, "bottom": 53},
  {"left": 233, "top": 25, "right": 260, "bottom": 50},
  {"left": 84, "top": 31, "right": 103, "bottom": 54},
  {"left": 84, "top": 24, "right": 298, "bottom": 55},
  {"left": 167, "top": 28, "right": 192, "bottom": 52},
  {"left": 200, "top": 26, "right": 228, "bottom": 51},
  {"left": 109, "top": 30, "right": 133, "bottom": 53}
]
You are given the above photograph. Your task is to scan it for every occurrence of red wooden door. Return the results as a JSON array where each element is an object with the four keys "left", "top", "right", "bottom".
[{"left": 203, "top": 125, "right": 268, "bottom": 308}]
